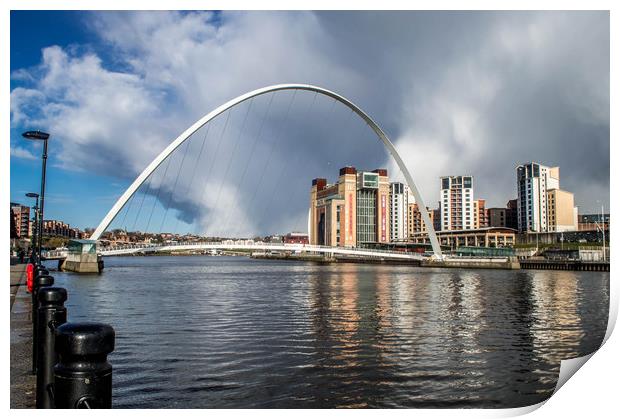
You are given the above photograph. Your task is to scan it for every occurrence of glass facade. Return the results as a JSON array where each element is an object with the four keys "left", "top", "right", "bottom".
[
  {"left": 442, "top": 177, "right": 450, "bottom": 190},
  {"left": 362, "top": 173, "right": 379, "bottom": 189},
  {"left": 356, "top": 189, "right": 376, "bottom": 243}
]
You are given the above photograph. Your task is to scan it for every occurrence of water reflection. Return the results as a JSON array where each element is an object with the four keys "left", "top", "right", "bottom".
[{"left": 45, "top": 257, "right": 609, "bottom": 408}]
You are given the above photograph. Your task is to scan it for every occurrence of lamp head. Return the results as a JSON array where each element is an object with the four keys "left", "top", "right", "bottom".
[{"left": 22, "top": 131, "right": 50, "bottom": 141}]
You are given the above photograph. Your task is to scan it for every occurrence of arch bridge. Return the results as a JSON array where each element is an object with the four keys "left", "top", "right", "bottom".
[{"left": 89, "top": 84, "right": 443, "bottom": 260}]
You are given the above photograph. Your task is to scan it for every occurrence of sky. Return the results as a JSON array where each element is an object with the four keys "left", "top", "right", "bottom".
[{"left": 9, "top": 10, "right": 610, "bottom": 236}]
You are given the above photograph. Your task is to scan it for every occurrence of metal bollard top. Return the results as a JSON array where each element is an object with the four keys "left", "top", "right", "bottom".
[
  {"left": 38, "top": 286, "right": 67, "bottom": 305},
  {"left": 55, "top": 323, "right": 115, "bottom": 357},
  {"left": 34, "top": 274, "right": 54, "bottom": 288},
  {"left": 35, "top": 267, "right": 49, "bottom": 278}
]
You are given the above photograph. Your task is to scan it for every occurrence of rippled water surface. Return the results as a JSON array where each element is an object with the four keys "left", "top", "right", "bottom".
[{"left": 47, "top": 256, "right": 609, "bottom": 408}]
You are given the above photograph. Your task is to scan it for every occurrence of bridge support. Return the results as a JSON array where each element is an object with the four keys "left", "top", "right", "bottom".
[{"left": 60, "top": 240, "right": 103, "bottom": 273}]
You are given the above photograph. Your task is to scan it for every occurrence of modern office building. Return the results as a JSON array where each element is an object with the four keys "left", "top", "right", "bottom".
[
  {"left": 516, "top": 162, "right": 578, "bottom": 232},
  {"left": 390, "top": 182, "right": 414, "bottom": 242},
  {"left": 10, "top": 203, "right": 31, "bottom": 239},
  {"left": 516, "top": 162, "right": 560, "bottom": 232},
  {"left": 440, "top": 175, "right": 474, "bottom": 231},
  {"left": 309, "top": 167, "right": 390, "bottom": 247}
]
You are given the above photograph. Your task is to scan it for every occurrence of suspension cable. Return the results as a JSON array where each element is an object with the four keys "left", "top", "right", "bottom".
[
  {"left": 211, "top": 98, "right": 254, "bottom": 235},
  {"left": 172, "top": 122, "right": 212, "bottom": 235},
  {"left": 199, "top": 107, "right": 233, "bottom": 237},
  {"left": 116, "top": 184, "right": 137, "bottom": 233},
  {"left": 159, "top": 138, "right": 192, "bottom": 234},
  {"left": 131, "top": 173, "right": 153, "bottom": 233},
  {"left": 256, "top": 92, "right": 319, "bottom": 236},
  {"left": 220, "top": 93, "right": 276, "bottom": 231},
  {"left": 144, "top": 154, "right": 173, "bottom": 234},
  {"left": 243, "top": 90, "right": 297, "bottom": 236},
  {"left": 258, "top": 95, "right": 337, "bottom": 236},
  {"left": 291, "top": 98, "right": 351, "bottom": 233}
]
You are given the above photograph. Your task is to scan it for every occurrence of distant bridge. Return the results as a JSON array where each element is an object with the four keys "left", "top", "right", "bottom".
[{"left": 43, "top": 241, "right": 427, "bottom": 261}]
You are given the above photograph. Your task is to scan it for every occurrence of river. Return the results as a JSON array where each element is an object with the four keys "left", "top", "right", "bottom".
[{"left": 45, "top": 256, "right": 609, "bottom": 408}]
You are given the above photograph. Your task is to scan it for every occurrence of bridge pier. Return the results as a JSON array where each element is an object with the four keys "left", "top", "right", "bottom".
[{"left": 60, "top": 240, "right": 103, "bottom": 274}]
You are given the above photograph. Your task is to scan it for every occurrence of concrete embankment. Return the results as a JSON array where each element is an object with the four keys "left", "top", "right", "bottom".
[
  {"left": 10, "top": 264, "right": 36, "bottom": 408},
  {"left": 250, "top": 252, "right": 422, "bottom": 265},
  {"left": 520, "top": 259, "right": 609, "bottom": 271},
  {"left": 421, "top": 257, "right": 521, "bottom": 270}
]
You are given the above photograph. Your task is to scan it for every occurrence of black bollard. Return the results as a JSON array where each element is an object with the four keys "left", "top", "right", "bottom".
[
  {"left": 32, "top": 274, "right": 54, "bottom": 375},
  {"left": 32, "top": 267, "right": 49, "bottom": 316},
  {"left": 36, "top": 287, "right": 67, "bottom": 408},
  {"left": 54, "top": 323, "right": 115, "bottom": 408},
  {"left": 31, "top": 267, "right": 49, "bottom": 321}
]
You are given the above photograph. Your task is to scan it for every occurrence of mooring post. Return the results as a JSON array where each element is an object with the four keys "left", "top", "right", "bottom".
[
  {"left": 32, "top": 266, "right": 49, "bottom": 321},
  {"left": 32, "top": 273, "right": 54, "bottom": 375},
  {"left": 54, "top": 323, "right": 115, "bottom": 408},
  {"left": 36, "top": 287, "right": 67, "bottom": 408}
]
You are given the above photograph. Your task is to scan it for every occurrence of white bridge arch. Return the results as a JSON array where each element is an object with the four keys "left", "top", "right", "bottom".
[{"left": 91, "top": 84, "right": 443, "bottom": 259}]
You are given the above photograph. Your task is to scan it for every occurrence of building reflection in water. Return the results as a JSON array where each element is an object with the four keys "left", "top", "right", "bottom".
[
  {"left": 306, "top": 264, "right": 608, "bottom": 408},
  {"left": 51, "top": 257, "right": 609, "bottom": 408},
  {"left": 529, "top": 271, "right": 583, "bottom": 366}
]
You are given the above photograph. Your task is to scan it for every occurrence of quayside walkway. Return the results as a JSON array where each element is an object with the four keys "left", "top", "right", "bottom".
[{"left": 10, "top": 263, "right": 36, "bottom": 408}]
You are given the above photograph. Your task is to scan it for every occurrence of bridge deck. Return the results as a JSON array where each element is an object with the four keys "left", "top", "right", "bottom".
[{"left": 45, "top": 242, "right": 428, "bottom": 261}]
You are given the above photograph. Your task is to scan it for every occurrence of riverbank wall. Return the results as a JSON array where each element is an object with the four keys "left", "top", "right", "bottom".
[
  {"left": 520, "top": 260, "right": 609, "bottom": 271},
  {"left": 421, "top": 257, "right": 521, "bottom": 270},
  {"left": 250, "top": 252, "right": 421, "bottom": 265}
]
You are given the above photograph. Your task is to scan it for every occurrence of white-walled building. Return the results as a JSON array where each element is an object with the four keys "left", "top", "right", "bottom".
[
  {"left": 516, "top": 162, "right": 560, "bottom": 232},
  {"left": 440, "top": 176, "right": 475, "bottom": 231},
  {"left": 389, "top": 182, "right": 414, "bottom": 241}
]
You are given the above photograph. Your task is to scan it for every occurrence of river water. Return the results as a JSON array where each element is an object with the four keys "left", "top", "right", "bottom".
[{"left": 46, "top": 256, "right": 609, "bottom": 408}]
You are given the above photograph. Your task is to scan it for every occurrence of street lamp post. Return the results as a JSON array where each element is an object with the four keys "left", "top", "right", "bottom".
[
  {"left": 25, "top": 192, "right": 39, "bottom": 263},
  {"left": 22, "top": 131, "right": 50, "bottom": 265}
]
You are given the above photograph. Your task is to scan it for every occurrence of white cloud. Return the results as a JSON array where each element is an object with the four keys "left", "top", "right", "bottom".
[{"left": 10, "top": 146, "right": 38, "bottom": 161}]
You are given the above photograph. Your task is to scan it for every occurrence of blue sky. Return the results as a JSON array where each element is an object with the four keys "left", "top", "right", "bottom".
[
  {"left": 10, "top": 11, "right": 128, "bottom": 229},
  {"left": 10, "top": 11, "right": 610, "bottom": 235}
]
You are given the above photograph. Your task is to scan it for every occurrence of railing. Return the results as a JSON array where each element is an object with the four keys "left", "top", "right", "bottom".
[
  {"left": 42, "top": 241, "right": 430, "bottom": 260},
  {"left": 98, "top": 241, "right": 427, "bottom": 259}
]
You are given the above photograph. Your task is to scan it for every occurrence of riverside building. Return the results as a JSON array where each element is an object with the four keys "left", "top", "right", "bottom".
[
  {"left": 546, "top": 189, "right": 578, "bottom": 232},
  {"left": 516, "top": 162, "right": 577, "bottom": 232},
  {"left": 487, "top": 200, "right": 518, "bottom": 230},
  {"left": 473, "top": 199, "right": 488, "bottom": 229},
  {"left": 309, "top": 167, "right": 390, "bottom": 247},
  {"left": 407, "top": 203, "right": 435, "bottom": 237},
  {"left": 516, "top": 162, "right": 558, "bottom": 232},
  {"left": 440, "top": 175, "right": 475, "bottom": 231},
  {"left": 390, "top": 182, "right": 414, "bottom": 242},
  {"left": 10, "top": 203, "right": 31, "bottom": 239}
]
